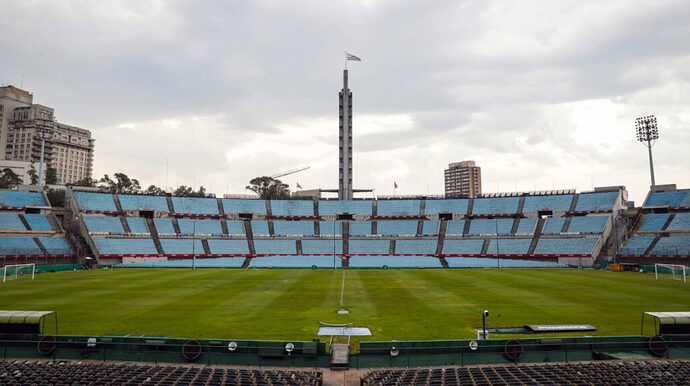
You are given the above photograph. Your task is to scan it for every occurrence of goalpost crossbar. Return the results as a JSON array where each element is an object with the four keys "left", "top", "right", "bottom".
[
  {"left": 2, "top": 263, "right": 36, "bottom": 283},
  {"left": 655, "top": 263, "right": 687, "bottom": 283}
]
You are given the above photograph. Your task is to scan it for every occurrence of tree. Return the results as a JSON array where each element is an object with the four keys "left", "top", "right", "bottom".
[
  {"left": 172, "top": 185, "right": 208, "bottom": 198},
  {"left": 0, "top": 168, "right": 22, "bottom": 189},
  {"left": 145, "top": 185, "right": 167, "bottom": 196},
  {"left": 45, "top": 167, "right": 58, "bottom": 185},
  {"left": 27, "top": 163, "right": 38, "bottom": 185},
  {"left": 46, "top": 188, "right": 65, "bottom": 207},
  {"left": 99, "top": 173, "right": 141, "bottom": 194},
  {"left": 69, "top": 177, "right": 98, "bottom": 187},
  {"left": 246, "top": 176, "right": 290, "bottom": 199}
]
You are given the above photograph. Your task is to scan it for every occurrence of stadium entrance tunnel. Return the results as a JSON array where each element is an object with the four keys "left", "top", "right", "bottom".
[{"left": 1, "top": 333, "right": 690, "bottom": 368}]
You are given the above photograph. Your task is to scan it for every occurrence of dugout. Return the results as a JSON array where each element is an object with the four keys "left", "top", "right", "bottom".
[
  {"left": 641, "top": 312, "right": 690, "bottom": 335},
  {"left": 0, "top": 311, "right": 58, "bottom": 334}
]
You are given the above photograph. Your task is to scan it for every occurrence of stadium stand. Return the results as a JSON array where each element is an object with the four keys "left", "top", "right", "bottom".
[
  {"left": 349, "top": 240, "right": 389, "bottom": 254},
  {"left": 377, "top": 199, "right": 421, "bottom": 216},
  {"left": 424, "top": 199, "right": 469, "bottom": 215},
  {"left": 0, "top": 237, "right": 42, "bottom": 255},
  {"left": 468, "top": 219, "right": 513, "bottom": 235},
  {"left": 445, "top": 257, "right": 565, "bottom": 267},
  {"left": 574, "top": 191, "right": 618, "bottom": 212},
  {"left": 160, "top": 239, "right": 204, "bottom": 254},
  {"left": 83, "top": 215, "right": 124, "bottom": 233},
  {"left": 254, "top": 239, "right": 296, "bottom": 254},
  {"left": 126, "top": 217, "right": 149, "bottom": 233},
  {"left": 377, "top": 220, "right": 418, "bottom": 235},
  {"left": 639, "top": 213, "right": 671, "bottom": 231},
  {"left": 445, "top": 220, "right": 466, "bottom": 235},
  {"left": 421, "top": 220, "right": 439, "bottom": 235},
  {"left": 652, "top": 237, "right": 690, "bottom": 255},
  {"left": 273, "top": 220, "right": 314, "bottom": 235},
  {"left": 74, "top": 192, "right": 117, "bottom": 211},
  {"left": 154, "top": 218, "right": 176, "bottom": 234},
  {"left": 522, "top": 194, "right": 573, "bottom": 212},
  {"left": 668, "top": 213, "right": 690, "bottom": 231},
  {"left": 39, "top": 237, "right": 72, "bottom": 254},
  {"left": 251, "top": 220, "right": 270, "bottom": 235},
  {"left": 644, "top": 190, "right": 690, "bottom": 207},
  {"left": 207, "top": 239, "right": 249, "bottom": 255},
  {"left": 94, "top": 238, "right": 158, "bottom": 255},
  {"left": 533, "top": 238, "right": 598, "bottom": 255},
  {"left": 270, "top": 200, "right": 314, "bottom": 216},
  {"left": 515, "top": 218, "right": 536, "bottom": 234},
  {"left": 178, "top": 219, "right": 223, "bottom": 235},
  {"left": 171, "top": 197, "right": 218, "bottom": 215},
  {"left": 226, "top": 220, "right": 246, "bottom": 235},
  {"left": 541, "top": 217, "right": 566, "bottom": 234},
  {"left": 222, "top": 198, "right": 266, "bottom": 214},
  {"left": 0, "top": 191, "right": 48, "bottom": 208},
  {"left": 568, "top": 215, "right": 608, "bottom": 233},
  {"left": 396, "top": 239, "right": 437, "bottom": 254},
  {"left": 349, "top": 221, "right": 372, "bottom": 235},
  {"left": 349, "top": 255, "right": 442, "bottom": 268},
  {"left": 442, "top": 239, "right": 484, "bottom": 255},
  {"left": 360, "top": 360, "right": 690, "bottom": 386},
  {"left": 320, "top": 221, "right": 342, "bottom": 235},
  {"left": 0, "top": 360, "right": 322, "bottom": 386},
  {"left": 0, "top": 213, "right": 26, "bottom": 231},
  {"left": 619, "top": 237, "right": 654, "bottom": 255},
  {"left": 472, "top": 196, "right": 520, "bottom": 215},
  {"left": 250, "top": 255, "right": 338, "bottom": 268},
  {"left": 23, "top": 214, "right": 52, "bottom": 231},
  {"left": 118, "top": 194, "right": 169, "bottom": 212},
  {"left": 486, "top": 238, "right": 531, "bottom": 254},
  {"left": 318, "top": 200, "right": 372, "bottom": 215},
  {"left": 302, "top": 239, "right": 343, "bottom": 254},
  {"left": 120, "top": 257, "right": 245, "bottom": 268}
]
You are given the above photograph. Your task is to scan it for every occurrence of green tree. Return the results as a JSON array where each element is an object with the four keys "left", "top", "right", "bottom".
[
  {"left": 46, "top": 188, "right": 66, "bottom": 207},
  {"left": 0, "top": 168, "right": 22, "bottom": 189},
  {"left": 145, "top": 185, "right": 167, "bottom": 196},
  {"left": 46, "top": 167, "right": 58, "bottom": 185},
  {"left": 172, "top": 185, "right": 209, "bottom": 198},
  {"left": 69, "top": 177, "right": 98, "bottom": 187},
  {"left": 246, "top": 176, "right": 290, "bottom": 199},
  {"left": 27, "top": 163, "right": 39, "bottom": 185},
  {"left": 99, "top": 173, "right": 141, "bottom": 194}
]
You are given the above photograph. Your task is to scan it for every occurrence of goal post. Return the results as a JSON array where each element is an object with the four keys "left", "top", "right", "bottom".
[
  {"left": 655, "top": 263, "right": 687, "bottom": 283},
  {"left": 2, "top": 263, "right": 36, "bottom": 283}
]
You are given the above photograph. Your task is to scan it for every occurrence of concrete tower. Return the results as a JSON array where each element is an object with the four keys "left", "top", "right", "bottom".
[{"left": 338, "top": 69, "right": 353, "bottom": 200}]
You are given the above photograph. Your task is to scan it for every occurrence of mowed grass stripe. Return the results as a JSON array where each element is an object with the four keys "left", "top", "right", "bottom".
[{"left": 1, "top": 268, "right": 689, "bottom": 341}]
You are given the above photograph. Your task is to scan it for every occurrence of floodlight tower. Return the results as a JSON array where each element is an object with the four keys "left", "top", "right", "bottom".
[
  {"left": 635, "top": 115, "right": 659, "bottom": 187},
  {"left": 34, "top": 121, "right": 53, "bottom": 186}
]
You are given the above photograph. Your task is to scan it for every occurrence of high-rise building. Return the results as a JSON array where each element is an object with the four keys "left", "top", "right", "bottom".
[
  {"left": 338, "top": 69, "right": 353, "bottom": 200},
  {"left": 444, "top": 160, "right": 482, "bottom": 198},
  {"left": 0, "top": 86, "right": 94, "bottom": 185}
]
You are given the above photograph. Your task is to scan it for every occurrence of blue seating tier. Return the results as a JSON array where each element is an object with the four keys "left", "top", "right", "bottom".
[
  {"left": 38, "top": 237, "right": 72, "bottom": 254},
  {"left": 652, "top": 237, "right": 690, "bottom": 255},
  {"left": 318, "top": 200, "right": 372, "bottom": 215},
  {"left": 349, "top": 240, "right": 389, "bottom": 254},
  {"left": 574, "top": 192, "right": 617, "bottom": 211},
  {"left": 270, "top": 200, "right": 313, "bottom": 216},
  {"left": 442, "top": 239, "right": 484, "bottom": 254},
  {"left": 349, "top": 221, "right": 372, "bottom": 235},
  {"left": 251, "top": 221, "right": 270, "bottom": 235},
  {"left": 639, "top": 214, "right": 670, "bottom": 231},
  {"left": 0, "top": 213, "right": 26, "bottom": 231},
  {"left": 302, "top": 240, "right": 343, "bottom": 254},
  {"left": 515, "top": 218, "right": 536, "bottom": 234},
  {"left": 422, "top": 221, "right": 439, "bottom": 235},
  {"left": 154, "top": 218, "right": 175, "bottom": 234},
  {"left": 120, "top": 258, "right": 245, "bottom": 268},
  {"left": 226, "top": 220, "right": 246, "bottom": 235},
  {"left": 250, "top": 255, "right": 340, "bottom": 268},
  {"left": 396, "top": 240, "right": 437, "bottom": 254},
  {"left": 207, "top": 239, "right": 249, "bottom": 254},
  {"left": 320, "top": 221, "right": 342, "bottom": 235},
  {"left": 620, "top": 237, "right": 654, "bottom": 255},
  {"left": 171, "top": 197, "right": 218, "bottom": 214},
  {"left": 160, "top": 239, "right": 204, "bottom": 254},
  {"left": 83, "top": 216, "right": 124, "bottom": 233},
  {"left": 222, "top": 199, "right": 266, "bottom": 214},
  {"left": 468, "top": 219, "right": 513, "bottom": 235},
  {"left": 0, "top": 237, "right": 42, "bottom": 254},
  {"left": 377, "top": 200, "right": 421, "bottom": 216},
  {"left": 424, "top": 199, "right": 469, "bottom": 215},
  {"left": 542, "top": 217, "right": 566, "bottom": 234},
  {"left": 472, "top": 197, "right": 520, "bottom": 214},
  {"left": 377, "top": 221, "right": 418, "bottom": 235},
  {"left": 24, "top": 214, "right": 52, "bottom": 231},
  {"left": 254, "top": 240, "right": 296, "bottom": 254},
  {"left": 178, "top": 219, "right": 223, "bottom": 234},
  {"left": 667, "top": 213, "right": 690, "bottom": 231},
  {"left": 126, "top": 218, "right": 149, "bottom": 233},
  {"left": 445, "top": 257, "right": 566, "bottom": 268},
  {"left": 522, "top": 195, "right": 574, "bottom": 212},
  {"left": 273, "top": 221, "right": 314, "bottom": 235},
  {"left": 0, "top": 191, "right": 48, "bottom": 207},
  {"left": 487, "top": 239, "right": 531, "bottom": 254},
  {"left": 74, "top": 192, "right": 117, "bottom": 211},
  {"left": 118, "top": 195, "right": 169, "bottom": 212},
  {"left": 644, "top": 191, "right": 690, "bottom": 207},
  {"left": 446, "top": 220, "right": 466, "bottom": 235},
  {"left": 567, "top": 216, "right": 608, "bottom": 233},
  {"left": 349, "top": 255, "right": 441, "bottom": 268},
  {"left": 94, "top": 238, "right": 158, "bottom": 255},
  {"left": 533, "top": 238, "right": 598, "bottom": 255}
]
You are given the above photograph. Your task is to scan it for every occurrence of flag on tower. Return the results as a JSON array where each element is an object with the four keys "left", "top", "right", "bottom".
[
  {"left": 296, "top": 182, "right": 303, "bottom": 189},
  {"left": 394, "top": 181, "right": 398, "bottom": 189},
  {"left": 346, "top": 53, "right": 361, "bottom": 61}
]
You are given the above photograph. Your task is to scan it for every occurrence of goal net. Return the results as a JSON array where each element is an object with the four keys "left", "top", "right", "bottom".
[
  {"left": 655, "top": 263, "right": 687, "bottom": 283},
  {"left": 2, "top": 264, "right": 36, "bottom": 283}
]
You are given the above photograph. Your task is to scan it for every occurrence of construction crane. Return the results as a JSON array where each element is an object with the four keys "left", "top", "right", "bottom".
[{"left": 271, "top": 166, "right": 310, "bottom": 179}]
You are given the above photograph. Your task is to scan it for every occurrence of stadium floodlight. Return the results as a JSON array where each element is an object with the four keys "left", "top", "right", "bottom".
[
  {"left": 481, "top": 310, "right": 490, "bottom": 340},
  {"left": 635, "top": 115, "right": 660, "bottom": 186},
  {"left": 34, "top": 123, "right": 53, "bottom": 186}
]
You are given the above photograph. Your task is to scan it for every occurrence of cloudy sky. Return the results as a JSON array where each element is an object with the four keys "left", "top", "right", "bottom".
[{"left": 1, "top": 0, "right": 689, "bottom": 203}]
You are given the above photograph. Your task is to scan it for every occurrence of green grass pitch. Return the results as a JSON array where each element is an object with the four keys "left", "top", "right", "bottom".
[{"left": 1, "top": 268, "right": 688, "bottom": 343}]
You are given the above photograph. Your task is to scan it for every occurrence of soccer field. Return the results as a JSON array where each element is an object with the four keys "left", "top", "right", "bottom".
[{"left": 1, "top": 268, "right": 688, "bottom": 342}]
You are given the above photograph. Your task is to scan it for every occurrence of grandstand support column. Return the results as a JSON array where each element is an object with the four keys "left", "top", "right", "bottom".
[
  {"left": 201, "top": 239, "right": 211, "bottom": 255},
  {"left": 144, "top": 218, "right": 165, "bottom": 255},
  {"left": 18, "top": 214, "right": 32, "bottom": 230},
  {"left": 527, "top": 218, "right": 545, "bottom": 255},
  {"left": 244, "top": 220, "right": 256, "bottom": 255},
  {"left": 338, "top": 69, "right": 353, "bottom": 200}
]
